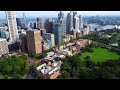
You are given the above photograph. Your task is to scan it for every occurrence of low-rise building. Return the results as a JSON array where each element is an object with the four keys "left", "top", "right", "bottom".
[
  {"left": 36, "top": 61, "right": 62, "bottom": 79},
  {"left": 74, "top": 39, "right": 92, "bottom": 49}
]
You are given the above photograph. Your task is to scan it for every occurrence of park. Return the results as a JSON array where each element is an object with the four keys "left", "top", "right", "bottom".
[{"left": 80, "top": 47, "right": 120, "bottom": 62}]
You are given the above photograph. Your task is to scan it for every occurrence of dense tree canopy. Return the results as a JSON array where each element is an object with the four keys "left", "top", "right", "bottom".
[{"left": 0, "top": 55, "right": 30, "bottom": 79}]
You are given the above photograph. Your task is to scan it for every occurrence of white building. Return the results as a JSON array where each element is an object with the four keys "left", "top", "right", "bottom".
[
  {"left": 5, "top": 11, "right": 18, "bottom": 43},
  {"left": 42, "top": 33, "right": 55, "bottom": 48},
  {"left": 0, "top": 38, "right": 9, "bottom": 56}
]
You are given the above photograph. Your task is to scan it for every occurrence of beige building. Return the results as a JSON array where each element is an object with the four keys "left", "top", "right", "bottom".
[
  {"left": 26, "top": 30, "right": 42, "bottom": 54},
  {"left": 0, "top": 38, "right": 9, "bottom": 56}
]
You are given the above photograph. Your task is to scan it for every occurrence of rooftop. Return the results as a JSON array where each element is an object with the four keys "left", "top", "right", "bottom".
[
  {"left": 67, "top": 43, "right": 75, "bottom": 47},
  {"left": 36, "top": 61, "right": 62, "bottom": 75}
]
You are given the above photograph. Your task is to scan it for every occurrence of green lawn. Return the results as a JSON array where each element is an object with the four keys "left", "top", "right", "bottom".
[
  {"left": 0, "top": 74, "right": 5, "bottom": 79},
  {"left": 80, "top": 47, "right": 120, "bottom": 62}
]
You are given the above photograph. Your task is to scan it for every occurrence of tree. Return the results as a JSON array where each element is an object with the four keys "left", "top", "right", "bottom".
[
  {"left": 0, "top": 55, "right": 30, "bottom": 79},
  {"left": 3, "top": 65, "right": 13, "bottom": 75},
  {"left": 118, "top": 39, "right": 120, "bottom": 49},
  {"left": 62, "top": 71, "right": 71, "bottom": 79},
  {"left": 14, "top": 65, "right": 21, "bottom": 74}
]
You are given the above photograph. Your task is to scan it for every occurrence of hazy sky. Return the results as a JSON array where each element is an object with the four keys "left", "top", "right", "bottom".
[{"left": 0, "top": 11, "right": 120, "bottom": 19}]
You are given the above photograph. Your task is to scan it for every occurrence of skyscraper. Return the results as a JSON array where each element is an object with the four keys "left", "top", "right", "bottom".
[
  {"left": 26, "top": 30, "right": 42, "bottom": 54},
  {"left": 58, "top": 11, "right": 64, "bottom": 21},
  {"left": 16, "top": 17, "right": 26, "bottom": 29},
  {"left": 53, "top": 11, "right": 66, "bottom": 45},
  {"left": 5, "top": 11, "right": 18, "bottom": 43},
  {"left": 66, "top": 12, "right": 73, "bottom": 34},
  {"left": 53, "top": 23, "right": 62, "bottom": 45},
  {"left": 37, "top": 18, "right": 45, "bottom": 30},
  {"left": 60, "top": 18, "right": 66, "bottom": 35},
  {"left": 79, "top": 15, "right": 83, "bottom": 31},
  {"left": 46, "top": 18, "right": 53, "bottom": 33},
  {"left": 73, "top": 11, "right": 77, "bottom": 29},
  {"left": 75, "top": 16, "right": 80, "bottom": 31}
]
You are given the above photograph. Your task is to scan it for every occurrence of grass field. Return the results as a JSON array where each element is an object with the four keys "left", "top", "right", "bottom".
[{"left": 80, "top": 47, "right": 120, "bottom": 62}]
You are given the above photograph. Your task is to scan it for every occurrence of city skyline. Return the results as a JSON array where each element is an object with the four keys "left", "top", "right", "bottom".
[{"left": 1, "top": 11, "right": 120, "bottom": 19}]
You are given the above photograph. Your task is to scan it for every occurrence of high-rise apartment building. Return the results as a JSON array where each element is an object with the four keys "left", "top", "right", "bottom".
[
  {"left": 0, "top": 38, "right": 9, "bottom": 56},
  {"left": 5, "top": 11, "right": 18, "bottom": 43},
  {"left": 26, "top": 30, "right": 42, "bottom": 54}
]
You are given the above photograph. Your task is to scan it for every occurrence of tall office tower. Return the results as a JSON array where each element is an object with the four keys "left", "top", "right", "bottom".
[
  {"left": 42, "top": 33, "right": 55, "bottom": 48},
  {"left": 46, "top": 18, "right": 53, "bottom": 33},
  {"left": 0, "top": 38, "right": 9, "bottom": 56},
  {"left": 79, "top": 15, "right": 83, "bottom": 31},
  {"left": 73, "top": 11, "right": 77, "bottom": 29},
  {"left": 37, "top": 18, "right": 45, "bottom": 30},
  {"left": 66, "top": 12, "right": 73, "bottom": 34},
  {"left": 37, "top": 17, "right": 41, "bottom": 29},
  {"left": 26, "top": 30, "right": 42, "bottom": 54},
  {"left": 75, "top": 16, "right": 80, "bottom": 31},
  {"left": 58, "top": 11, "right": 66, "bottom": 36},
  {"left": 58, "top": 11, "right": 64, "bottom": 21},
  {"left": 16, "top": 18, "right": 22, "bottom": 29},
  {"left": 53, "top": 23, "right": 62, "bottom": 45},
  {"left": 60, "top": 18, "right": 66, "bottom": 35},
  {"left": 5, "top": 11, "right": 18, "bottom": 43},
  {"left": 23, "top": 13, "right": 27, "bottom": 24},
  {"left": 16, "top": 18, "right": 26, "bottom": 29}
]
